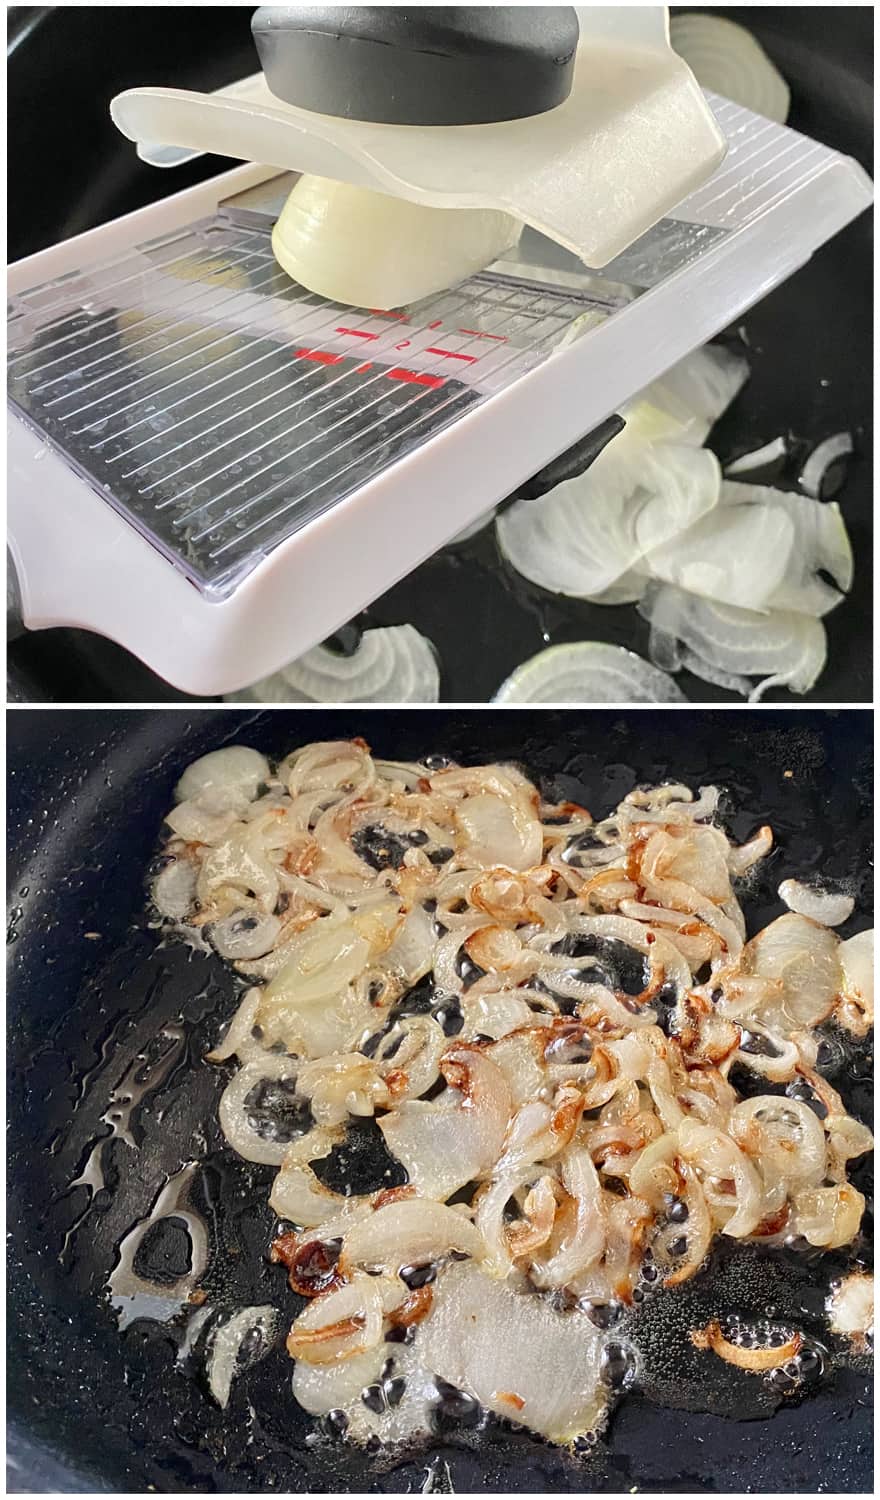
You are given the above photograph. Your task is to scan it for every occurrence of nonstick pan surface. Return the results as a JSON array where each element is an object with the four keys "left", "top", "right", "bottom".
[
  {"left": 5, "top": 8, "right": 874, "bottom": 705},
  {"left": 6, "top": 708, "right": 873, "bottom": 1493}
]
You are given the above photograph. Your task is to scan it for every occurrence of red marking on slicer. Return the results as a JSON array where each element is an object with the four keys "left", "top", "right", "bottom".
[
  {"left": 388, "top": 368, "right": 445, "bottom": 389},
  {"left": 335, "top": 327, "right": 379, "bottom": 341},
  {"left": 426, "top": 347, "right": 478, "bottom": 364},
  {"left": 295, "top": 348, "right": 344, "bottom": 366},
  {"left": 458, "top": 329, "right": 507, "bottom": 341}
]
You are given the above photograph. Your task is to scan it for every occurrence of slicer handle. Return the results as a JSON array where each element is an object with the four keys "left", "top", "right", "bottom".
[{"left": 251, "top": 6, "right": 579, "bottom": 126}]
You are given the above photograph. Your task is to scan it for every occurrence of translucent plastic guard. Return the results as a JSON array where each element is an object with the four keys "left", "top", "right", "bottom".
[{"left": 7, "top": 216, "right": 619, "bottom": 595}]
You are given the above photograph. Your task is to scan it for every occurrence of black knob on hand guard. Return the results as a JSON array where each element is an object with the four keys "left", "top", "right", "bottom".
[{"left": 251, "top": 6, "right": 579, "bottom": 126}]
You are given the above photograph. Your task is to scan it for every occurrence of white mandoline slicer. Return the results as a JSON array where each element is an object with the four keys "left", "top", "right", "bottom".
[{"left": 7, "top": 6, "right": 872, "bottom": 698}]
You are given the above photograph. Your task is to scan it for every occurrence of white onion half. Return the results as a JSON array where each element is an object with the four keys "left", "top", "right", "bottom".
[
  {"left": 494, "top": 644, "right": 686, "bottom": 704},
  {"left": 638, "top": 584, "right": 827, "bottom": 701},
  {"left": 671, "top": 13, "right": 790, "bottom": 123},
  {"left": 272, "top": 174, "right": 522, "bottom": 309},
  {"left": 227, "top": 626, "right": 440, "bottom": 705}
]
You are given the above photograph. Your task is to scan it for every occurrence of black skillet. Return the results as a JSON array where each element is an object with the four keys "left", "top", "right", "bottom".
[
  {"left": 6, "top": 708, "right": 873, "bottom": 1492},
  {"left": 5, "top": 7, "right": 874, "bottom": 704}
]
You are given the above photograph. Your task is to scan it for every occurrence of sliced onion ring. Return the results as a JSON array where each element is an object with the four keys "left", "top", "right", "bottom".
[
  {"left": 639, "top": 583, "right": 827, "bottom": 702},
  {"left": 226, "top": 625, "right": 440, "bottom": 705},
  {"left": 493, "top": 644, "right": 686, "bottom": 704}
]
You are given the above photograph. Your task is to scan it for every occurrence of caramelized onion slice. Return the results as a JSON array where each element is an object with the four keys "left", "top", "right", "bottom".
[
  {"left": 378, "top": 1048, "right": 512, "bottom": 1200},
  {"left": 341, "top": 1198, "right": 485, "bottom": 1274},
  {"left": 286, "top": 1272, "right": 390, "bottom": 1365},
  {"left": 690, "top": 1319, "right": 802, "bottom": 1371}
]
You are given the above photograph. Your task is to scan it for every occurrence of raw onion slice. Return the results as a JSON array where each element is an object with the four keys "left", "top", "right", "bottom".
[
  {"left": 496, "top": 442, "right": 720, "bottom": 599},
  {"left": 704, "top": 482, "right": 852, "bottom": 616},
  {"left": 678, "top": 647, "right": 753, "bottom": 699},
  {"left": 764, "top": 493, "right": 853, "bottom": 616},
  {"left": 633, "top": 344, "right": 750, "bottom": 447},
  {"left": 670, "top": 13, "right": 790, "bottom": 123},
  {"left": 272, "top": 174, "right": 522, "bottom": 309},
  {"left": 419, "top": 1261, "right": 607, "bottom": 1444},
  {"left": 226, "top": 626, "right": 440, "bottom": 705},
  {"left": 644, "top": 495, "right": 795, "bottom": 610},
  {"left": 725, "top": 436, "right": 789, "bottom": 480},
  {"left": 799, "top": 432, "right": 854, "bottom": 499},
  {"left": 586, "top": 568, "right": 649, "bottom": 606},
  {"left": 493, "top": 644, "right": 686, "bottom": 704},
  {"left": 638, "top": 584, "right": 827, "bottom": 701},
  {"left": 778, "top": 879, "right": 854, "bottom": 928}
]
